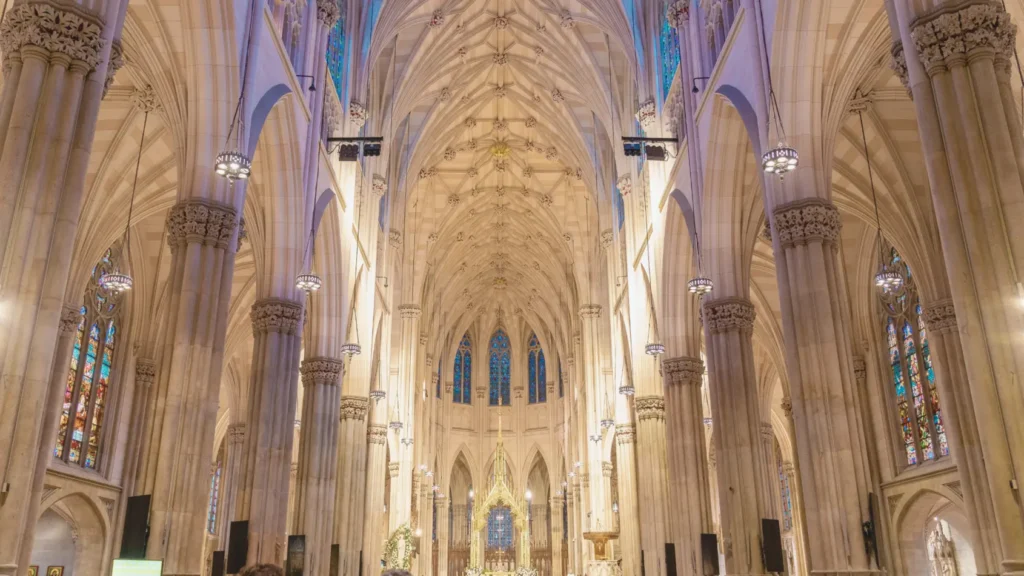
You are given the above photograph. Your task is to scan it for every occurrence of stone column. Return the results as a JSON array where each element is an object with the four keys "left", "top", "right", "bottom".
[
  {"left": 662, "top": 357, "right": 713, "bottom": 576},
  {"left": 335, "top": 396, "right": 371, "bottom": 576},
  {"left": 137, "top": 198, "right": 240, "bottom": 576},
  {"left": 0, "top": 3, "right": 124, "bottom": 572},
  {"left": 768, "top": 197, "right": 879, "bottom": 576},
  {"left": 236, "top": 298, "right": 305, "bottom": 566},
  {"left": 390, "top": 305, "right": 421, "bottom": 531},
  {"left": 634, "top": 396, "right": 671, "bottom": 576},
  {"left": 293, "top": 357, "right": 344, "bottom": 576},
  {"left": 363, "top": 422, "right": 389, "bottom": 576},
  {"left": 217, "top": 423, "right": 247, "bottom": 549},
  {"left": 578, "top": 305, "right": 607, "bottom": 539},
  {"left": 436, "top": 494, "right": 449, "bottom": 576},
  {"left": 701, "top": 298, "right": 770, "bottom": 576},
  {"left": 758, "top": 424, "right": 780, "bottom": 521},
  {"left": 551, "top": 495, "right": 565, "bottom": 576},
  {"left": 614, "top": 425, "right": 641, "bottom": 576}
]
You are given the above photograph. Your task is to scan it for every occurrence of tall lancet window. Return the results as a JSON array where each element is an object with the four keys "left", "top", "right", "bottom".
[
  {"left": 55, "top": 248, "right": 125, "bottom": 470},
  {"left": 489, "top": 329, "right": 511, "bottom": 406},
  {"left": 878, "top": 246, "right": 948, "bottom": 466},
  {"left": 454, "top": 333, "right": 472, "bottom": 404},
  {"left": 207, "top": 455, "right": 223, "bottom": 534},
  {"left": 325, "top": 1, "right": 346, "bottom": 99},
  {"left": 660, "top": 3, "right": 681, "bottom": 100},
  {"left": 528, "top": 332, "right": 547, "bottom": 404}
]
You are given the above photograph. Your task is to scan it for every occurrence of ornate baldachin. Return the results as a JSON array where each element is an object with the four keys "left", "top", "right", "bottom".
[
  {"left": 300, "top": 357, "right": 344, "bottom": 387},
  {"left": 772, "top": 198, "right": 841, "bottom": 249},
  {"left": 911, "top": 3, "right": 1016, "bottom": 73},
  {"left": 59, "top": 304, "right": 82, "bottom": 334},
  {"left": 0, "top": 2, "right": 105, "bottom": 71},
  {"left": 663, "top": 356, "right": 704, "bottom": 387},
  {"left": 922, "top": 298, "right": 957, "bottom": 333},
  {"left": 251, "top": 298, "right": 304, "bottom": 335},
  {"left": 166, "top": 198, "right": 238, "bottom": 251},
  {"left": 702, "top": 298, "right": 755, "bottom": 334},
  {"left": 135, "top": 359, "right": 157, "bottom": 387},
  {"left": 635, "top": 396, "right": 665, "bottom": 421},
  {"left": 340, "top": 396, "right": 369, "bottom": 421},
  {"left": 367, "top": 424, "right": 387, "bottom": 445}
]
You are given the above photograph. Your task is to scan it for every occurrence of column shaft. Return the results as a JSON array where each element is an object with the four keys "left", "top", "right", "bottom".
[
  {"left": 363, "top": 423, "right": 390, "bottom": 576},
  {"left": 614, "top": 426, "right": 641, "bottom": 576},
  {"left": 336, "top": 396, "right": 371, "bottom": 576},
  {"left": 635, "top": 397, "right": 671, "bottom": 576}
]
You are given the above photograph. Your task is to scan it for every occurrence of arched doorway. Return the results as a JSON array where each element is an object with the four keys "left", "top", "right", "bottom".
[
  {"left": 30, "top": 493, "right": 109, "bottom": 576},
  {"left": 895, "top": 490, "right": 976, "bottom": 576}
]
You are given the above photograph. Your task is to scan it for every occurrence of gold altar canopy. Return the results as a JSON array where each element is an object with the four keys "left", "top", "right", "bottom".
[{"left": 469, "top": 408, "right": 531, "bottom": 573}]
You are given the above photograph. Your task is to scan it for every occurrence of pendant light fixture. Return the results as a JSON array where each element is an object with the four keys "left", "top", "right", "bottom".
[
  {"left": 370, "top": 357, "right": 386, "bottom": 402},
  {"left": 858, "top": 111, "right": 903, "bottom": 293},
  {"left": 757, "top": 1, "right": 798, "bottom": 178},
  {"left": 688, "top": 232, "right": 713, "bottom": 296},
  {"left": 296, "top": 157, "right": 323, "bottom": 293},
  {"left": 100, "top": 110, "right": 150, "bottom": 294},
  {"left": 215, "top": 6, "right": 255, "bottom": 182}
]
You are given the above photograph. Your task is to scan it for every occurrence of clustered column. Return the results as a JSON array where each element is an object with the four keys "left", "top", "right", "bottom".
[
  {"left": 613, "top": 424, "right": 641, "bottom": 576},
  {"left": 634, "top": 396, "right": 671, "bottom": 576},
  {"left": 335, "top": 395, "right": 371, "bottom": 576},
  {"left": 363, "top": 421, "right": 390, "bottom": 576},
  {"left": 217, "top": 424, "right": 247, "bottom": 550}
]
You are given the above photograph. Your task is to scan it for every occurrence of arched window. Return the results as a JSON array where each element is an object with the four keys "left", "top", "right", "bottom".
[
  {"left": 325, "top": 6, "right": 345, "bottom": 99},
  {"left": 55, "top": 249, "right": 125, "bottom": 470},
  {"left": 660, "top": 3, "right": 681, "bottom": 100},
  {"left": 878, "top": 246, "right": 948, "bottom": 466},
  {"left": 489, "top": 330, "right": 511, "bottom": 406},
  {"left": 454, "top": 333, "right": 472, "bottom": 404},
  {"left": 775, "top": 441, "right": 793, "bottom": 532},
  {"left": 528, "top": 332, "right": 546, "bottom": 404},
  {"left": 487, "top": 506, "right": 514, "bottom": 550},
  {"left": 207, "top": 457, "right": 223, "bottom": 534}
]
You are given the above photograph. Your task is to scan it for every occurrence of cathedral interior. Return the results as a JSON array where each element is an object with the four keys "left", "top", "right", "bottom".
[{"left": 1, "top": 1, "right": 1024, "bottom": 576}]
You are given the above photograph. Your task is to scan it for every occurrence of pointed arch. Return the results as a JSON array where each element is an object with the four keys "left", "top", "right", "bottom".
[{"left": 488, "top": 329, "right": 511, "bottom": 406}]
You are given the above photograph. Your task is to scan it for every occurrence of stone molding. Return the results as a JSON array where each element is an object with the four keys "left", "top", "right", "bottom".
[
  {"left": 0, "top": 2, "right": 106, "bottom": 70},
  {"left": 922, "top": 299, "right": 958, "bottom": 333},
  {"left": 890, "top": 41, "right": 912, "bottom": 96},
  {"left": 340, "top": 396, "right": 369, "bottom": 421},
  {"left": 250, "top": 298, "right": 304, "bottom": 335},
  {"left": 237, "top": 216, "right": 247, "bottom": 251},
  {"left": 388, "top": 462, "right": 400, "bottom": 477},
  {"left": 129, "top": 84, "right": 160, "bottom": 112},
  {"left": 398, "top": 304, "right": 422, "bottom": 319},
  {"left": 135, "top": 359, "right": 157, "bottom": 387},
  {"left": 772, "top": 198, "right": 841, "bottom": 249},
  {"left": 663, "top": 356, "right": 704, "bottom": 386},
  {"left": 702, "top": 298, "right": 755, "bottom": 334},
  {"left": 316, "top": 0, "right": 341, "bottom": 26},
  {"left": 852, "top": 355, "right": 867, "bottom": 383},
  {"left": 761, "top": 422, "right": 774, "bottom": 441},
  {"left": 166, "top": 198, "right": 238, "bottom": 251},
  {"left": 911, "top": 2, "right": 1016, "bottom": 73},
  {"left": 636, "top": 99, "right": 656, "bottom": 130},
  {"left": 228, "top": 422, "right": 246, "bottom": 444},
  {"left": 616, "top": 424, "right": 635, "bottom": 444},
  {"left": 635, "top": 396, "right": 665, "bottom": 421},
  {"left": 579, "top": 304, "right": 602, "bottom": 319},
  {"left": 104, "top": 40, "right": 123, "bottom": 98},
  {"left": 59, "top": 304, "right": 82, "bottom": 333},
  {"left": 602, "top": 461, "right": 613, "bottom": 477},
  {"left": 300, "top": 357, "right": 344, "bottom": 387},
  {"left": 367, "top": 424, "right": 387, "bottom": 445}
]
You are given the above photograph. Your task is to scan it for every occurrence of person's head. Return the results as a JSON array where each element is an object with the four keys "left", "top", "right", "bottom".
[
  {"left": 238, "top": 564, "right": 284, "bottom": 576},
  {"left": 382, "top": 569, "right": 412, "bottom": 576}
]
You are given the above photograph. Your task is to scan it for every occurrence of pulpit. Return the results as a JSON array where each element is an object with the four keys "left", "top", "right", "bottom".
[{"left": 582, "top": 532, "right": 620, "bottom": 576}]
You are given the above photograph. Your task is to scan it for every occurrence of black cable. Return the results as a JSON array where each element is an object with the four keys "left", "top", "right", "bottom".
[
  {"left": 124, "top": 111, "right": 149, "bottom": 268},
  {"left": 858, "top": 110, "right": 886, "bottom": 264}
]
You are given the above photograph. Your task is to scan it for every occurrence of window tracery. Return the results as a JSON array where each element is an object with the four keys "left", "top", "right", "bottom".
[
  {"left": 528, "top": 332, "right": 546, "bottom": 404},
  {"left": 489, "top": 330, "right": 511, "bottom": 406},
  {"left": 454, "top": 333, "right": 472, "bottom": 404},
  {"left": 878, "top": 246, "right": 948, "bottom": 466},
  {"left": 55, "top": 248, "right": 125, "bottom": 470}
]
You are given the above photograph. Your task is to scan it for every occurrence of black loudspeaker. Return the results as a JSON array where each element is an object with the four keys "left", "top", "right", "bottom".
[
  {"left": 286, "top": 535, "right": 306, "bottom": 576},
  {"left": 700, "top": 533, "right": 720, "bottom": 576},
  {"left": 120, "top": 495, "right": 151, "bottom": 559},
  {"left": 665, "top": 544, "right": 678, "bottom": 576},
  {"left": 761, "top": 519, "right": 785, "bottom": 573},
  {"left": 640, "top": 551, "right": 646, "bottom": 576},
  {"left": 358, "top": 550, "right": 363, "bottom": 576},
  {"left": 330, "top": 544, "right": 340, "bottom": 576},
  {"left": 212, "top": 551, "right": 226, "bottom": 576},
  {"left": 226, "top": 521, "right": 249, "bottom": 574}
]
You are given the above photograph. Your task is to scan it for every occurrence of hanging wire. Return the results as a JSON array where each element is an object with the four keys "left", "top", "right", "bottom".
[
  {"left": 858, "top": 111, "right": 886, "bottom": 265},
  {"left": 756, "top": 0, "right": 786, "bottom": 143},
  {"left": 125, "top": 111, "right": 149, "bottom": 268}
]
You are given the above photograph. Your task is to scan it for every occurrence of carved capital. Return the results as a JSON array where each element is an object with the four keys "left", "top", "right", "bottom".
[
  {"left": 912, "top": 3, "right": 1016, "bottom": 73},
  {"left": 399, "top": 304, "right": 422, "bottom": 319},
  {"left": 579, "top": 304, "right": 602, "bottom": 319},
  {"left": 702, "top": 298, "right": 755, "bottom": 334},
  {"left": 316, "top": 0, "right": 341, "bottom": 26},
  {"left": 135, "top": 358, "right": 157, "bottom": 387},
  {"left": 104, "top": 40, "right": 124, "bottom": 98},
  {"left": 59, "top": 304, "right": 82, "bottom": 334},
  {"left": 923, "top": 298, "right": 957, "bottom": 333},
  {"left": 852, "top": 355, "right": 867, "bottom": 383},
  {"left": 662, "top": 356, "right": 704, "bottom": 386},
  {"left": 250, "top": 298, "right": 304, "bottom": 335},
  {"left": 602, "top": 461, "right": 613, "bottom": 477},
  {"left": 228, "top": 422, "right": 247, "bottom": 444},
  {"left": 772, "top": 198, "right": 841, "bottom": 249},
  {"left": 129, "top": 84, "right": 161, "bottom": 113},
  {"left": 635, "top": 396, "right": 665, "bottom": 421},
  {"left": 340, "top": 396, "right": 369, "bottom": 421},
  {"left": 780, "top": 396, "right": 793, "bottom": 418},
  {"left": 367, "top": 424, "right": 387, "bottom": 445},
  {"left": 300, "top": 356, "right": 344, "bottom": 387},
  {"left": 0, "top": 2, "right": 105, "bottom": 71},
  {"left": 636, "top": 99, "right": 656, "bottom": 129},
  {"left": 890, "top": 41, "right": 912, "bottom": 96},
  {"left": 616, "top": 424, "right": 635, "bottom": 444},
  {"left": 761, "top": 422, "right": 774, "bottom": 442},
  {"left": 166, "top": 198, "right": 238, "bottom": 251},
  {"left": 389, "top": 462, "right": 400, "bottom": 477},
  {"left": 372, "top": 174, "right": 387, "bottom": 196},
  {"left": 349, "top": 101, "right": 367, "bottom": 128}
]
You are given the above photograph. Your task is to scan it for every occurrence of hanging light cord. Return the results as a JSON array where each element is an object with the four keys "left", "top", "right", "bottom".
[
  {"left": 858, "top": 111, "right": 886, "bottom": 266},
  {"left": 124, "top": 111, "right": 150, "bottom": 270},
  {"left": 224, "top": 0, "right": 257, "bottom": 149},
  {"left": 756, "top": 0, "right": 787, "bottom": 144}
]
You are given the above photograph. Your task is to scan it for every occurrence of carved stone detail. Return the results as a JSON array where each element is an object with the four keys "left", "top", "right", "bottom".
[
  {"left": 166, "top": 198, "right": 238, "bottom": 251},
  {"left": 923, "top": 299, "right": 957, "bottom": 333},
  {"left": 250, "top": 298, "right": 304, "bottom": 335},
  {"left": 667, "top": 1, "right": 690, "bottom": 28},
  {"left": 635, "top": 396, "right": 665, "bottom": 421},
  {"left": 702, "top": 298, "right": 755, "bottom": 334},
  {"left": 399, "top": 305, "right": 422, "bottom": 319},
  {"left": 316, "top": 0, "right": 341, "bottom": 26},
  {"left": 135, "top": 358, "right": 157, "bottom": 387},
  {"left": 602, "top": 461, "right": 613, "bottom": 477},
  {"left": 300, "top": 357, "right": 344, "bottom": 387},
  {"left": 104, "top": 40, "right": 124, "bottom": 98},
  {"left": 616, "top": 425, "right": 635, "bottom": 444},
  {"left": 228, "top": 423, "right": 247, "bottom": 444},
  {"left": 890, "top": 41, "right": 911, "bottom": 96},
  {"left": 340, "top": 396, "right": 369, "bottom": 421},
  {"left": 579, "top": 304, "right": 602, "bottom": 319},
  {"left": 663, "top": 356, "right": 704, "bottom": 386},
  {"left": 772, "top": 198, "right": 841, "bottom": 249},
  {"left": 389, "top": 462, "right": 401, "bottom": 477},
  {"left": 367, "top": 424, "right": 387, "bottom": 445},
  {"left": 911, "top": 3, "right": 1016, "bottom": 73},
  {"left": 349, "top": 101, "right": 367, "bottom": 128},
  {"left": 636, "top": 99, "right": 657, "bottom": 129},
  {"left": 389, "top": 229, "right": 403, "bottom": 248},
  {"left": 852, "top": 355, "right": 867, "bottom": 383},
  {"left": 617, "top": 175, "right": 632, "bottom": 196},
  {"left": 59, "top": 304, "right": 82, "bottom": 333},
  {"left": 0, "top": 2, "right": 106, "bottom": 70},
  {"left": 372, "top": 174, "right": 387, "bottom": 196}
]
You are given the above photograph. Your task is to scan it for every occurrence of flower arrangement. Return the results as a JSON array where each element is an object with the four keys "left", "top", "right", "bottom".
[
  {"left": 515, "top": 567, "right": 539, "bottom": 576},
  {"left": 382, "top": 523, "right": 415, "bottom": 570}
]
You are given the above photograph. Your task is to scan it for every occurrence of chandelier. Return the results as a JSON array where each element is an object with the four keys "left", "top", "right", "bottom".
[
  {"left": 370, "top": 389, "right": 386, "bottom": 403},
  {"left": 600, "top": 418, "right": 614, "bottom": 430},
  {"left": 401, "top": 437, "right": 414, "bottom": 447},
  {"left": 341, "top": 342, "right": 362, "bottom": 356},
  {"left": 389, "top": 420, "right": 404, "bottom": 431},
  {"left": 757, "top": 0, "right": 798, "bottom": 180},
  {"left": 215, "top": 151, "right": 252, "bottom": 182},
  {"left": 875, "top": 263, "right": 903, "bottom": 293},
  {"left": 687, "top": 276, "right": 713, "bottom": 296},
  {"left": 101, "top": 110, "right": 151, "bottom": 294},
  {"left": 857, "top": 110, "right": 903, "bottom": 294},
  {"left": 295, "top": 272, "right": 322, "bottom": 293},
  {"left": 618, "top": 384, "right": 636, "bottom": 396},
  {"left": 645, "top": 342, "right": 665, "bottom": 356},
  {"left": 214, "top": 2, "right": 255, "bottom": 184},
  {"left": 589, "top": 433, "right": 601, "bottom": 444}
]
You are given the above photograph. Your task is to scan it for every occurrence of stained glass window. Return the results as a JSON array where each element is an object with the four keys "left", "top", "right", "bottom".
[
  {"left": 776, "top": 441, "right": 793, "bottom": 532},
  {"left": 454, "top": 333, "right": 472, "bottom": 404},
  {"left": 325, "top": 1, "right": 345, "bottom": 99},
  {"left": 528, "top": 332, "right": 547, "bottom": 404},
  {"left": 55, "top": 248, "right": 125, "bottom": 470},
  {"left": 660, "top": 3, "right": 681, "bottom": 100},
  {"left": 208, "top": 460, "right": 222, "bottom": 534},
  {"left": 489, "top": 330, "right": 511, "bottom": 406},
  {"left": 487, "top": 506, "right": 514, "bottom": 550},
  {"left": 877, "top": 245, "right": 948, "bottom": 467}
]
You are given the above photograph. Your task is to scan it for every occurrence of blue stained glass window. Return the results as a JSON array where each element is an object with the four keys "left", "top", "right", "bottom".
[
  {"left": 538, "top": 350, "right": 546, "bottom": 403},
  {"left": 489, "top": 330, "right": 511, "bottom": 406},
  {"left": 528, "top": 332, "right": 547, "bottom": 404},
  {"left": 325, "top": 2, "right": 345, "bottom": 100},
  {"left": 208, "top": 461, "right": 222, "bottom": 534},
  {"left": 487, "top": 506, "right": 514, "bottom": 550},
  {"left": 454, "top": 333, "right": 472, "bottom": 404},
  {"left": 660, "top": 4, "right": 681, "bottom": 100},
  {"left": 777, "top": 443, "right": 793, "bottom": 531},
  {"left": 614, "top": 189, "right": 625, "bottom": 231}
]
